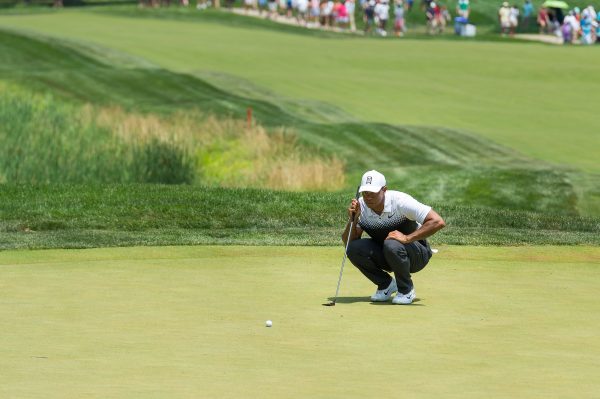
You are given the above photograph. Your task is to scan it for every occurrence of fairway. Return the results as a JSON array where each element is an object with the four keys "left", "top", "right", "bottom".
[
  {"left": 1, "top": 10, "right": 600, "bottom": 171},
  {"left": 2, "top": 245, "right": 599, "bottom": 398}
]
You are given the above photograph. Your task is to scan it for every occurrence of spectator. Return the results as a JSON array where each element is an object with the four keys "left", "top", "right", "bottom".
[
  {"left": 596, "top": 12, "right": 600, "bottom": 43},
  {"left": 337, "top": 0, "right": 350, "bottom": 28},
  {"left": 522, "top": 0, "right": 534, "bottom": 31},
  {"left": 267, "top": 0, "right": 279, "bottom": 18},
  {"left": 499, "top": 2, "right": 511, "bottom": 35},
  {"left": 581, "top": 6, "right": 596, "bottom": 40},
  {"left": 426, "top": 1, "right": 434, "bottom": 32},
  {"left": 325, "top": 0, "right": 335, "bottom": 26},
  {"left": 309, "top": 0, "right": 320, "bottom": 24},
  {"left": 509, "top": 4, "right": 519, "bottom": 35},
  {"left": 561, "top": 14, "right": 573, "bottom": 42},
  {"left": 440, "top": 5, "right": 451, "bottom": 32},
  {"left": 394, "top": 0, "right": 406, "bottom": 36},
  {"left": 321, "top": 0, "right": 331, "bottom": 26},
  {"left": 244, "top": 0, "right": 256, "bottom": 13},
  {"left": 196, "top": 0, "right": 211, "bottom": 9},
  {"left": 456, "top": 0, "right": 469, "bottom": 19},
  {"left": 580, "top": 13, "right": 593, "bottom": 44},
  {"left": 537, "top": 6, "right": 550, "bottom": 34},
  {"left": 258, "top": 0, "right": 268, "bottom": 14},
  {"left": 297, "top": 0, "right": 309, "bottom": 23},
  {"left": 569, "top": 10, "right": 581, "bottom": 42},
  {"left": 364, "top": 0, "right": 377, "bottom": 33},
  {"left": 375, "top": 0, "right": 391, "bottom": 36},
  {"left": 346, "top": 0, "right": 357, "bottom": 31},
  {"left": 428, "top": 1, "right": 448, "bottom": 34}
]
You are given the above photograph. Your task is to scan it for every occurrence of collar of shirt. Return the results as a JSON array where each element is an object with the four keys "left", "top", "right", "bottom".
[{"left": 361, "top": 193, "right": 393, "bottom": 217}]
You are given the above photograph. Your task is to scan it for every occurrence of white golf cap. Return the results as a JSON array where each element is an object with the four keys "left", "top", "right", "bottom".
[{"left": 359, "top": 170, "right": 386, "bottom": 193}]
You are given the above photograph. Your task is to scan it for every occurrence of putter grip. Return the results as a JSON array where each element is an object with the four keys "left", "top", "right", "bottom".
[{"left": 351, "top": 185, "right": 360, "bottom": 219}]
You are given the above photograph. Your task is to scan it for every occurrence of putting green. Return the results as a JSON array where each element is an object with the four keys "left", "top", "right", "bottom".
[
  {"left": 1, "top": 11, "right": 600, "bottom": 172},
  {"left": 1, "top": 245, "right": 599, "bottom": 398}
]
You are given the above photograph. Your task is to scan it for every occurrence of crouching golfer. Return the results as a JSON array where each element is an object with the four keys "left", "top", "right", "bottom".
[{"left": 342, "top": 170, "right": 445, "bottom": 304}]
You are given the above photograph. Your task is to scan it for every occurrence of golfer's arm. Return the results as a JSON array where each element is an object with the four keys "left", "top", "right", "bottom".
[
  {"left": 405, "top": 209, "right": 446, "bottom": 243},
  {"left": 341, "top": 218, "right": 362, "bottom": 246}
]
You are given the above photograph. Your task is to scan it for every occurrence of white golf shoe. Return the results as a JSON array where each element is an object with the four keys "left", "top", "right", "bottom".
[
  {"left": 392, "top": 287, "right": 416, "bottom": 305},
  {"left": 370, "top": 279, "right": 397, "bottom": 302}
]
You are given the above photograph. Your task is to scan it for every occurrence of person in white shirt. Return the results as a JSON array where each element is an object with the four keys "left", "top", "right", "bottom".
[
  {"left": 569, "top": 11, "right": 581, "bottom": 42},
  {"left": 509, "top": 4, "right": 519, "bottom": 35},
  {"left": 498, "top": 2, "right": 511, "bottom": 35},
  {"left": 345, "top": 0, "right": 357, "bottom": 31},
  {"left": 374, "top": 0, "right": 390, "bottom": 35},
  {"left": 296, "top": 0, "right": 309, "bottom": 23},
  {"left": 342, "top": 170, "right": 446, "bottom": 304}
]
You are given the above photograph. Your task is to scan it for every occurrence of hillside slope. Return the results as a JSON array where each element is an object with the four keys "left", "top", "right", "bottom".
[
  {"left": 1, "top": 29, "right": 596, "bottom": 216},
  {"left": 1, "top": 10, "right": 599, "bottom": 172}
]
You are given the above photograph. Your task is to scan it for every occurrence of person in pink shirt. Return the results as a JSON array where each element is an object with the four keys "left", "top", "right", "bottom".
[
  {"left": 337, "top": 0, "right": 349, "bottom": 28},
  {"left": 537, "top": 6, "right": 550, "bottom": 34}
]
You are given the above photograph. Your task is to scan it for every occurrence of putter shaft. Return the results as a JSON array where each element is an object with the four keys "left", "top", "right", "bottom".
[{"left": 327, "top": 186, "right": 361, "bottom": 305}]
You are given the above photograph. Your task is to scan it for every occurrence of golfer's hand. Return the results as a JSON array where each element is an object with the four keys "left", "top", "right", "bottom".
[
  {"left": 348, "top": 199, "right": 361, "bottom": 222},
  {"left": 386, "top": 230, "right": 409, "bottom": 244}
]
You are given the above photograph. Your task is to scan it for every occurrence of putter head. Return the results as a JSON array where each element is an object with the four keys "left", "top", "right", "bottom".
[{"left": 322, "top": 301, "right": 336, "bottom": 306}]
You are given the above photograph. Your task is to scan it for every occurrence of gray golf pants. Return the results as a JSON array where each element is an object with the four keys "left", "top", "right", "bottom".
[{"left": 346, "top": 238, "right": 432, "bottom": 295}]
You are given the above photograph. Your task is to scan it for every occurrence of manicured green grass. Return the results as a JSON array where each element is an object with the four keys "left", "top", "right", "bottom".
[
  {"left": 1, "top": 245, "right": 599, "bottom": 398},
  {"left": 1, "top": 9, "right": 599, "bottom": 172},
  {"left": 1, "top": 184, "right": 599, "bottom": 249}
]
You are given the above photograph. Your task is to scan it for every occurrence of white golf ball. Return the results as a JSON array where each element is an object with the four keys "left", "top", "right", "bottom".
[{"left": 265, "top": 320, "right": 272, "bottom": 327}]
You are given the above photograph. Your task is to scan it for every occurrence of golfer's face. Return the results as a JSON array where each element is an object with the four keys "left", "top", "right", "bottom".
[{"left": 362, "top": 189, "right": 385, "bottom": 209}]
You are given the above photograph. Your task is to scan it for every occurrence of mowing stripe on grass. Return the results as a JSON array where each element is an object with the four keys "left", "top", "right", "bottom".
[{"left": 2, "top": 10, "right": 598, "bottom": 171}]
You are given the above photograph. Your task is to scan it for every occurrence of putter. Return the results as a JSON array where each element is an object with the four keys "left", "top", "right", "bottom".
[{"left": 323, "top": 185, "right": 361, "bottom": 307}]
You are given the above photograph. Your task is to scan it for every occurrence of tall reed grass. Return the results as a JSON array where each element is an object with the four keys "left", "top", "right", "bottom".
[
  {"left": 0, "top": 87, "right": 193, "bottom": 184},
  {"left": 0, "top": 87, "right": 345, "bottom": 190}
]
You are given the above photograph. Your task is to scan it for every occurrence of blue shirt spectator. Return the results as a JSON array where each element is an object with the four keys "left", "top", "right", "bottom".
[{"left": 523, "top": 0, "right": 533, "bottom": 17}]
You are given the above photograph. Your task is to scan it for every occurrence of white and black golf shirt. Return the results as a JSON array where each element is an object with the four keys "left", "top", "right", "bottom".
[{"left": 357, "top": 190, "right": 431, "bottom": 244}]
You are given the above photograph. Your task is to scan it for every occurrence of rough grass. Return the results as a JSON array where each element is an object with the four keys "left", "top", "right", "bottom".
[
  {"left": 0, "top": 86, "right": 345, "bottom": 189},
  {"left": 1, "top": 184, "right": 598, "bottom": 249},
  {"left": 0, "top": 88, "right": 194, "bottom": 184}
]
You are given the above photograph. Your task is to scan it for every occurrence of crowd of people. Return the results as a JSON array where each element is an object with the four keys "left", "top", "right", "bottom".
[
  {"left": 256, "top": 0, "right": 360, "bottom": 32},
  {"left": 137, "top": 0, "right": 468, "bottom": 37},
  {"left": 134, "top": 0, "right": 600, "bottom": 43},
  {"left": 221, "top": 0, "right": 471, "bottom": 36},
  {"left": 543, "top": 4, "right": 599, "bottom": 44},
  {"left": 499, "top": 1, "right": 599, "bottom": 44}
]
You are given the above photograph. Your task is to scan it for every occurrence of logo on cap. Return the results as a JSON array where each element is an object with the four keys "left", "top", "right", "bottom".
[{"left": 366, "top": 176, "right": 372, "bottom": 184}]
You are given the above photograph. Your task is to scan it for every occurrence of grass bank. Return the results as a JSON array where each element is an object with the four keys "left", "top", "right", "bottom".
[{"left": 1, "top": 184, "right": 599, "bottom": 249}]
